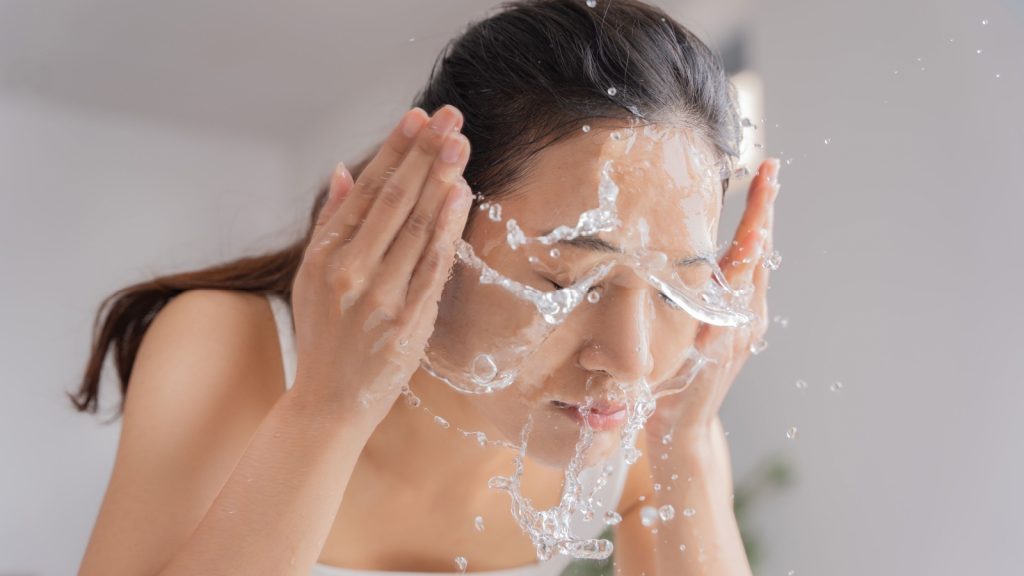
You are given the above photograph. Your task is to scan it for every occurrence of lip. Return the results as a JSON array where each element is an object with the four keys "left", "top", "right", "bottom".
[{"left": 551, "top": 400, "right": 627, "bottom": 432}]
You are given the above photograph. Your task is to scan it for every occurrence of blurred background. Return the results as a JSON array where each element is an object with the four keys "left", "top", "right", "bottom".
[{"left": 2, "top": 0, "right": 1022, "bottom": 574}]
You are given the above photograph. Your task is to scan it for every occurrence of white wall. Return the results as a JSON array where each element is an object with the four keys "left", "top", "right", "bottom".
[
  {"left": 0, "top": 93, "right": 297, "bottom": 576},
  {"left": 717, "top": 0, "right": 1024, "bottom": 575}
]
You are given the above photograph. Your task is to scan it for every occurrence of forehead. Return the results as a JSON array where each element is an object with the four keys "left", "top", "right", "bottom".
[{"left": 498, "top": 123, "right": 724, "bottom": 254}]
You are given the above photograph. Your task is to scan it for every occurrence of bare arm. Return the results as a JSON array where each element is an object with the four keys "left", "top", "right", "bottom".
[{"left": 614, "top": 417, "right": 750, "bottom": 575}]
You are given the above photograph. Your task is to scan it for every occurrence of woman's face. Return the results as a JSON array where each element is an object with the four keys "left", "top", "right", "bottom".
[{"left": 427, "top": 122, "right": 727, "bottom": 468}]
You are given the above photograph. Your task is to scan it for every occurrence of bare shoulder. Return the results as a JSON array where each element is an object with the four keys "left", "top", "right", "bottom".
[
  {"left": 78, "top": 289, "right": 288, "bottom": 576},
  {"left": 125, "top": 288, "right": 286, "bottom": 423}
]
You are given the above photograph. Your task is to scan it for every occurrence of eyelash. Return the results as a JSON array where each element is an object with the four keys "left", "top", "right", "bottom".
[{"left": 544, "top": 278, "right": 682, "bottom": 310}]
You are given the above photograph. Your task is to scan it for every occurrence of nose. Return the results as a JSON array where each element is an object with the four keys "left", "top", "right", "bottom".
[{"left": 576, "top": 286, "right": 655, "bottom": 384}]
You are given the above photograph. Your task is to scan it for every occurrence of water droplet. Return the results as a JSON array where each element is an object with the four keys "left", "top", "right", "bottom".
[
  {"left": 977, "top": 49, "right": 983, "bottom": 55},
  {"left": 996, "top": 73, "right": 1001, "bottom": 79},
  {"left": 586, "top": 290, "right": 601, "bottom": 304},
  {"left": 680, "top": 544, "right": 687, "bottom": 552},
  {"left": 549, "top": 248, "right": 561, "bottom": 258},
  {"left": 582, "top": 124, "right": 592, "bottom": 133},
  {"left": 786, "top": 426, "right": 799, "bottom": 440},
  {"left": 639, "top": 506, "right": 659, "bottom": 527},
  {"left": 749, "top": 339, "right": 768, "bottom": 355},
  {"left": 488, "top": 204, "right": 502, "bottom": 222},
  {"left": 795, "top": 379, "right": 808, "bottom": 390},
  {"left": 455, "top": 556, "right": 468, "bottom": 573},
  {"left": 824, "top": 138, "right": 831, "bottom": 145},
  {"left": 653, "top": 483, "right": 661, "bottom": 492},
  {"left": 604, "top": 511, "right": 623, "bottom": 525},
  {"left": 434, "top": 415, "right": 450, "bottom": 429},
  {"left": 587, "top": 0, "right": 597, "bottom": 7},
  {"left": 830, "top": 381, "right": 845, "bottom": 392},
  {"left": 474, "top": 516, "right": 485, "bottom": 532},
  {"left": 470, "top": 354, "right": 498, "bottom": 384},
  {"left": 785, "top": 158, "right": 793, "bottom": 166},
  {"left": 763, "top": 249, "right": 783, "bottom": 271},
  {"left": 658, "top": 504, "right": 676, "bottom": 521},
  {"left": 982, "top": 18, "right": 989, "bottom": 25},
  {"left": 607, "top": 86, "right": 618, "bottom": 96},
  {"left": 682, "top": 507, "right": 697, "bottom": 518}
]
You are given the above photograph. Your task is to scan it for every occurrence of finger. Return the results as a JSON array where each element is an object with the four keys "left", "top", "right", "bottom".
[
  {"left": 375, "top": 132, "right": 470, "bottom": 301},
  {"left": 749, "top": 201, "right": 775, "bottom": 338},
  {"left": 401, "top": 178, "right": 473, "bottom": 329},
  {"left": 718, "top": 158, "right": 780, "bottom": 288},
  {"left": 318, "top": 107, "right": 433, "bottom": 246},
  {"left": 309, "top": 162, "right": 355, "bottom": 253},
  {"left": 347, "top": 105, "right": 465, "bottom": 270}
]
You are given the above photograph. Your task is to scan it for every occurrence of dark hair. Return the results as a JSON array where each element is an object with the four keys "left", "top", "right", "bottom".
[{"left": 70, "top": 0, "right": 741, "bottom": 417}]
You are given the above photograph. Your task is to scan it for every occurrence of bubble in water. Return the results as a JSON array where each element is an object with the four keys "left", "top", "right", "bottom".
[
  {"left": 474, "top": 516, "right": 485, "bottom": 532},
  {"left": 680, "top": 544, "right": 687, "bottom": 552},
  {"left": 682, "top": 507, "right": 696, "bottom": 518},
  {"left": 549, "top": 248, "right": 561, "bottom": 259},
  {"left": 582, "top": 124, "right": 591, "bottom": 133},
  {"left": 786, "top": 426, "right": 799, "bottom": 440},
  {"left": 639, "top": 506, "right": 659, "bottom": 528},
  {"left": 785, "top": 158, "right": 793, "bottom": 166},
  {"left": 824, "top": 138, "right": 831, "bottom": 145},
  {"left": 996, "top": 73, "right": 1001, "bottom": 79},
  {"left": 976, "top": 49, "right": 983, "bottom": 54},
  {"left": 488, "top": 204, "right": 503, "bottom": 222},
  {"left": 586, "top": 290, "right": 601, "bottom": 304},
  {"left": 607, "top": 86, "right": 618, "bottom": 96},
  {"left": 658, "top": 504, "right": 676, "bottom": 522},
  {"left": 762, "top": 250, "right": 782, "bottom": 270},
  {"left": 603, "top": 511, "right": 623, "bottom": 525},
  {"left": 830, "top": 381, "right": 845, "bottom": 392},
  {"left": 587, "top": 0, "right": 597, "bottom": 6},
  {"left": 795, "top": 379, "right": 808, "bottom": 390},
  {"left": 661, "top": 433, "right": 673, "bottom": 445},
  {"left": 455, "top": 556, "right": 468, "bottom": 573},
  {"left": 982, "top": 19, "right": 989, "bottom": 25},
  {"left": 470, "top": 354, "right": 498, "bottom": 385},
  {"left": 610, "top": 131, "right": 622, "bottom": 141},
  {"left": 434, "top": 416, "right": 450, "bottom": 429},
  {"left": 749, "top": 339, "right": 768, "bottom": 355}
]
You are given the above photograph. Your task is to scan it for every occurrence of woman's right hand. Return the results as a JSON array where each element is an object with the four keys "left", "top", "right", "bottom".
[{"left": 290, "top": 105, "right": 473, "bottom": 425}]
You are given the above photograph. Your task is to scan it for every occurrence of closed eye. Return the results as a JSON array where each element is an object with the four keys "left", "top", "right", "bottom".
[{"left": 544, "top": 277, "right": 682, "bottom": 309}]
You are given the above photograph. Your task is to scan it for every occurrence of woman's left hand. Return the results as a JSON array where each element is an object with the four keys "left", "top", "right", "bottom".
[{"left": 645, "top": 158, "right": 781, "bottom": 444}]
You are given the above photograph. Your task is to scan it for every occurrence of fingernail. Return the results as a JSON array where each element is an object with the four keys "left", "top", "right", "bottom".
[
  {"left": 430, "top": 105, "right": 460, "bottom": 134},
  {"left": 441, "top": 134, "right": 464, "bottom": 163},
  {"left": 401, "top": 109, "right": 425, "bottom": 138},
  {"left": 334, "top": 161, "right": 349, "bottom": 180},
  {"left": 447, "top": 180, "right": 470, "bottom": 213}
]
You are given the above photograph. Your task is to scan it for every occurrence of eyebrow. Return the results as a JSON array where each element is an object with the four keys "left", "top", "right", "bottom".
[{"left": 547, "top": 233, "right": 713, "bottom": 266}]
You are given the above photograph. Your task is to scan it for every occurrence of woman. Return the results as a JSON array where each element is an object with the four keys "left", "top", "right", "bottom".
[{"left": 72, "top": 1, "right": 779, "bottom": 574}]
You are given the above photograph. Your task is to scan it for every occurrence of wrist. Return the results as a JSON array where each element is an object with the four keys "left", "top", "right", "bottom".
[{"left": 284, "top": 376, "right": 387, "bottom": 438}]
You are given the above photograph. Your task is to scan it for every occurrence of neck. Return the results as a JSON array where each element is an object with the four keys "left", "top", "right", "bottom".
[{"left": 359, "top": 367, "right": 519, "bottom": 500}]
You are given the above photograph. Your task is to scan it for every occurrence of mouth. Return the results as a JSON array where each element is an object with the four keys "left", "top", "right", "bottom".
[{"left": 550, "top": 399, "right": 627, "bottom": 432}]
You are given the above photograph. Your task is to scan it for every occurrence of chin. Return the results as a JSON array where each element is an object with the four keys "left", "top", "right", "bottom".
[{"left": 519, "top": 412, "right": 625, "bottom": 469}]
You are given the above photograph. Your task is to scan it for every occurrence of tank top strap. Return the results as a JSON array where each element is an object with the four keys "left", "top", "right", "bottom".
[{"left": 265, "top": 293, "right": 297, "bottom": 391}]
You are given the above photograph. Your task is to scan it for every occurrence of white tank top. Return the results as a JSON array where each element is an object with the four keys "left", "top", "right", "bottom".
[{"left": 265, "top": 294, "right": 630, "bottom": 576}]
